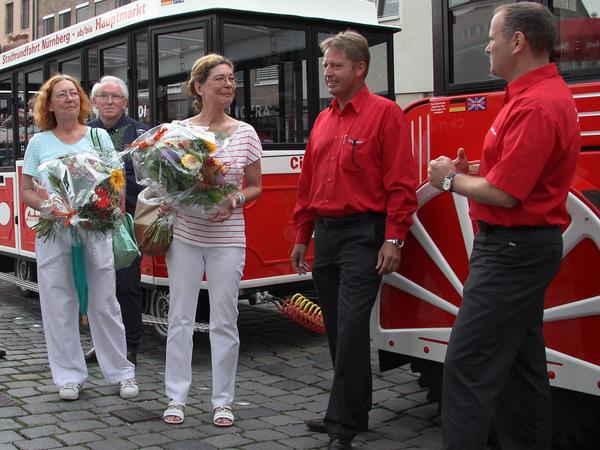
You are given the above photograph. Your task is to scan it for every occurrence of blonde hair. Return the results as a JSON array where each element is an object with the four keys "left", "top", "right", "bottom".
[
  {"left": 32, "top": 74, "right": 90, "bottom": 130},
  {"left": 320, "top": 30, "right": 370, "bottom": 77},
  {"left": 187, "top": 53, "right": 234, "bottom": 112}
]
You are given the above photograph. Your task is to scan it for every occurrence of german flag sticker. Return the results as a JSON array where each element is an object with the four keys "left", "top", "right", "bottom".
[{"left": 449, "top": 98, "right": 467, "bottom": 113}]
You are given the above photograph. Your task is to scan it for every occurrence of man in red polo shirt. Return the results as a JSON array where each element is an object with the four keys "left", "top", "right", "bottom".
[
  {"left": 428, "top": 3, "right": 580, "bottom": 449},
  {"left": 291, "top": 30, "right": 417, "bottom": 450}
]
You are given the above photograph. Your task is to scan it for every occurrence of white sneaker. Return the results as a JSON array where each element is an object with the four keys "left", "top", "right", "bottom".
[
  {"left": 59, "top": 382, "right": 80, "bottom": 401},
  {"left": 120, "top": 378, "right": 139, "bottom": 399}
]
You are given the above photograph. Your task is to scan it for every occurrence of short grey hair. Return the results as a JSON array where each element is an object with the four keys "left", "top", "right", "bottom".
[
  {"left": 91, "top": 75, "right": 129, "bottom": 101},
  {"left": 90, "top": 75, "right": 128, "bottom": 118}
]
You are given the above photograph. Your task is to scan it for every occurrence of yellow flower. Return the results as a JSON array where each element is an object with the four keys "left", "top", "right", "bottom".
[
  {"left": 181, "top": 153, "right": 201, "bottom": 170},
  {"left": 206, "top": 141, "right": 217, "bottom": 153},
  {"left": 109, "top": 169, "right": 126, "bottom": 192}
]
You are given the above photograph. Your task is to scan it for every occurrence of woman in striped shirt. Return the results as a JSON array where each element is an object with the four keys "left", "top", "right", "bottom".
[{"left": 162, "top": 54, "right": 262, "bottom": 427}]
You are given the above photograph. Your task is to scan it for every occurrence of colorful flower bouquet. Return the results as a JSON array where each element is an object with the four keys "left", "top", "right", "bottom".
[
  {"left": 126, "top": 122, "right": 238, "bottom": 251},
  {"left": 33, "top": 153, "right": 125, "bottom": 241}
]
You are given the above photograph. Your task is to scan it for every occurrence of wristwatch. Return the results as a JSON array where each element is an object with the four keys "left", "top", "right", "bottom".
[
  {"left": 385, "top": 239, "right": 404, "bottom": 249},
  {"left": 442, "top": 171, "right": 458, "bottom": 192}
]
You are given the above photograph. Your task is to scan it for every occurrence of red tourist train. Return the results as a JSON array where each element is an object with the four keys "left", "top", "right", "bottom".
[
  {"left": 0, "top": 0, "right": 395, "bottom": 333},
  {"left": 0, "top": 0, "right": 599, "bottom": 445},
  {"left": 370, "top": 1, "right": 600, "bottom": 447}
]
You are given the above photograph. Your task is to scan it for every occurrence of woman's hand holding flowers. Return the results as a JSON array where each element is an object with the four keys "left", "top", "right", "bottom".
[
  {"left": 208, "top": 194, "right": 237, "bottom": 222},
  {"left": 158, "top": 202, "right": 172, "bottom": 218}
]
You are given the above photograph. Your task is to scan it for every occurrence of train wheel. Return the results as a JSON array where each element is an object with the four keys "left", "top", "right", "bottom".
[
  {"left": 148, "top": 288, "right": 170, "bottom": 340},
  {"left": 373, "top": 183, "right": 600, "bottom": 448},
  {"left": 14, "top": 259, "right": 38, "bottom": 298}
]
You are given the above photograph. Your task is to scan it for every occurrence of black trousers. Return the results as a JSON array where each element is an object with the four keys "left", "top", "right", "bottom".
[
  {"left": 115, "top": 255, "right": 143, "bottom": 352},
  {"left": 312, "top": 213, "right": 384, "bottom": 439},
  {"left": 442, "top": 225, "right": 562, "bottom": 450}
]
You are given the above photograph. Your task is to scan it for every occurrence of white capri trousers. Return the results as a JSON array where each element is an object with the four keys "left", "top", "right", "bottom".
[
  {"left": 36, "top": 233, "right": 135, "bottom": 388},
  {"left": 165, "top": 238, "right": 245, "bottom": 408}
]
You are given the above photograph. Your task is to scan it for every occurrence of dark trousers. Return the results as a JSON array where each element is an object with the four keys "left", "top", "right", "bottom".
[
  {"left": 312, "top": 213, "right": 384, "bottom": 439},
  {"left": 442, "top": 226, "right": 562, "bottom": 450},
  {"left": 115, "top": 255, "right": 143, "bottom": 352}
]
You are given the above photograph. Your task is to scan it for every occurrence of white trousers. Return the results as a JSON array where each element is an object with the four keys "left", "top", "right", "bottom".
[
  {"left": 36, "top": 233, "right": 135, "bottom": 388},
  {"left": 165, "top": 238, "right": 244, "bottom": 407}
]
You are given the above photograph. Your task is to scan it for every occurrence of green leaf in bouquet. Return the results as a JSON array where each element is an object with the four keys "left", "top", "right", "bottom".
[
  {"left": 109, "top": 126, "right": 128, "bottom": 152},
  {"left": 32, "top": 218, "right": 57, "bottom": 242}
]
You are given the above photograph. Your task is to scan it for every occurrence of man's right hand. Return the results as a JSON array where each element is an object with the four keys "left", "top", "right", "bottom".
[{"left": 291, "top": 243, "right": 310, "bottom": 275}]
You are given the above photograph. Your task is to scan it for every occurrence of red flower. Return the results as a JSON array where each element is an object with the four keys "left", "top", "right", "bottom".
[{"left": 94, "top": 188, "right": 111, "bottom": 209}]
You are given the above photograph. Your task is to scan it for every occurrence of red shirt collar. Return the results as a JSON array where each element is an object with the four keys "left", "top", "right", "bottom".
[
  {"left": 504, "top": 63, "right": 559, "bottom": 103},
  {"left": 330, "top": 85, "right": 370, "bottom": 114}
]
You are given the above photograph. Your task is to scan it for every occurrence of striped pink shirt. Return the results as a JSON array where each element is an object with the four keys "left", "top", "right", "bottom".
[{"left": 173, "top": 121, "right": 262, "bottom": 247}]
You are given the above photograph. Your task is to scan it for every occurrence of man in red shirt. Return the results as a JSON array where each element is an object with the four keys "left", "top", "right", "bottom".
[
  {"left": 291, "top": 30, "right": 418, "bottom": 450},
  {"left": 428, "top": 3, "right": 580, "bottom": 449}
]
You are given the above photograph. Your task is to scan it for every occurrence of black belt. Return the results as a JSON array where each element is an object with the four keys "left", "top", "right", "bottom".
[
  {"left": 316, "top": 212, "right": 384, "bottom": 228},
  {"left": 476, "top": 221, "right": 559, "bottom": 234}
]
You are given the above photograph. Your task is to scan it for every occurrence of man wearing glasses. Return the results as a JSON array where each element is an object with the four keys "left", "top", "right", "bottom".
[{"left": 85, "top": 75, "right": 149, "bottom": 367}]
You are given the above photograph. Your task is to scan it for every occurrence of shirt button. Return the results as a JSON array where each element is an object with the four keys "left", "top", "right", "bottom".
[
  {"left": 331, "top": 156, "right": 335, "bottom": 161},
  {"left": 327, "top": 177, "right": 332, "bottom": 182}
]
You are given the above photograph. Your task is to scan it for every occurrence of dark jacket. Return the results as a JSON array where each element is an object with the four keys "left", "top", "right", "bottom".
[{"left": 88, "top": 115, "right": 149, "bottom": 214}]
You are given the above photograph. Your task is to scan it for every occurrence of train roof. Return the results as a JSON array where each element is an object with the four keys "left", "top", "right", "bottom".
[{"left": 1, "top": 0, "right": 390, "bottom": 71}]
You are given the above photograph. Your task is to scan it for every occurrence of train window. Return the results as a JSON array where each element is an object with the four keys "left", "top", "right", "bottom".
[
  {"left": 0, "top": 78, "right": 13, "bottom": 168},
  {"left": 100, "top": 43, "right": 128, "bottom": 82},
  {"left": 59, "top": 57, "right": 81, "bottom": 80},
  {"left": 135, "top": 32, "right": 150, "bottom": 126},
  {"left": 553, "top": 0, "right": 600, "bottom": 73},
  {"left": 224, "top": 23, "right": 307, "bottom": 144},
  {"left": 15, "top": 69, "right": 42, "bottom": 159},
  {"left": 155, "top": 27, "right": 205, "bottom": 123},
  {"left": 317, "top": 32, "right": 390, "bottom": 110},
  {"left": 17, "top": 72, "right": 25, "bottom": 158},
  {"left": 23, "top": 70, "right": 42, "bottom": 157},
  {"left": 444, "top": 0, "right": 600, "bottom": 90},
  {"left": 87, "top": 47, "right": 99, "bottom": 91},
  {"left": 47, "top": 60, "right": 58, "bottom": 79},
  {"left": 449, "top": 0, "right": 511, "bottom": 85}
]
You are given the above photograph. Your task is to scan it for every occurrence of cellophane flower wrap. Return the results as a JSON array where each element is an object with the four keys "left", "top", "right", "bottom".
[
  {"left": 33, "top": 150, "right": 125, "bottom": 241},
  {"left": 126, "top": 122, "right": 238, "bottom": 247}
]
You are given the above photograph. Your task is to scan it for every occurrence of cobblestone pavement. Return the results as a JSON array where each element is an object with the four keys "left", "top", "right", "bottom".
[{"left": 0, "top": 280, "right": 442, "bottom": 450}]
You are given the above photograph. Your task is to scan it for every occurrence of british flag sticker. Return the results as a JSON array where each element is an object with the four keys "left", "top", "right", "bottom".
[{"left": 467, "top": 96, "right": 487, "bottom": 112}]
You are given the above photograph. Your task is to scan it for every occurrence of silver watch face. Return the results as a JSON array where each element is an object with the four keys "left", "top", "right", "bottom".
[{"left": 442, "top": 177, "right": 452, "bottom": 191}]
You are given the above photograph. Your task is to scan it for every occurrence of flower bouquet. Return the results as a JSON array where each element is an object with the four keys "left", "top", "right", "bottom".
[
  {"left": 33, "top": 153, "right": 125, "bottom": 241},
  {"left": 32, "top": 149, "right": 126, "bottom": 315},
  {"left": 126, "top": 122, "right": 238, "bottom": 253}
]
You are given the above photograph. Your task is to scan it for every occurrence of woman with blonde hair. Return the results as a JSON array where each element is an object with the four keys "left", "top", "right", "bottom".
[
  {"left": 21, "top": 74, "right": 138, "bottom": 401},
  {"left": 162, "top": 54, "right": 262, "bottom": 426}
]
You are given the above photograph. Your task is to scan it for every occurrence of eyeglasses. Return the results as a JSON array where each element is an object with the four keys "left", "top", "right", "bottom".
[
  {"left": 209, "top": 75, "right": 236, "bottom": 86},
  {"left": 53, "top": 90, "right": 80, "bottom": 101},
  {"left": 96, "top": 93, "right": 125, "bottom": 102}
]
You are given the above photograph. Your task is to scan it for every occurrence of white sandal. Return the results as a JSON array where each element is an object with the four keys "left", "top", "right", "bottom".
[
  {"left": 213, "top": 405, "right": 234, "bottom": 427},
  {"left": 163, "top": 400, "right": 185, "bottom": 424}
]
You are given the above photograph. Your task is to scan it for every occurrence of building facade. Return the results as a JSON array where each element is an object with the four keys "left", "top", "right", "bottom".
[
  {"left": 36, "top": 0, "right": 133, "bottom": 39},
  {"left": 0, "top": 0, "right": 33, "bottom": 52},
  {"left": 375, "top": 0, "right": 434, "bottom": 108}
]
